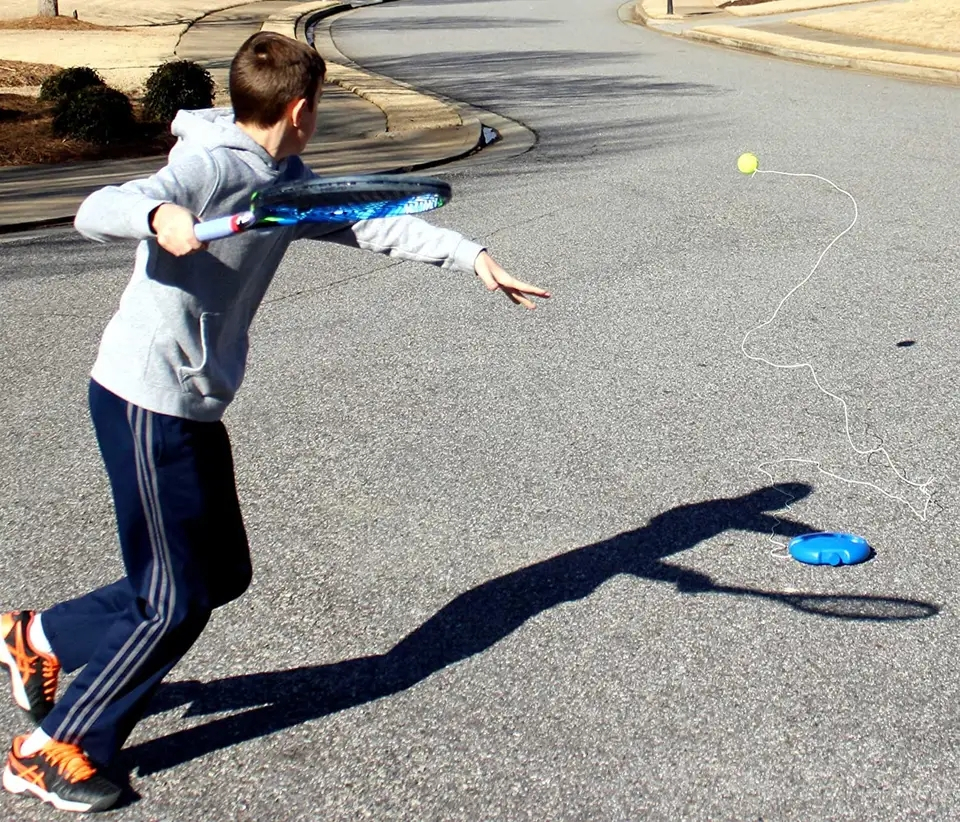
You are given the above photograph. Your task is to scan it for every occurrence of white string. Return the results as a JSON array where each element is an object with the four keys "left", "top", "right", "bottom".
[{"left": 740, "top": 168, "right": 934, "bottom": 555}]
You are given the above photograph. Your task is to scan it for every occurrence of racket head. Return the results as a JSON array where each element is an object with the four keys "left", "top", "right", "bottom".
[{"left": 250, "top": 174, "right": 452, "bottom": 228}]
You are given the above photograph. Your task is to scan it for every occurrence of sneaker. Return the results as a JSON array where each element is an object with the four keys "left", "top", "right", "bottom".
[
  {"left": 2, "top": 736, "right": 122, "bottom": 813},
  {"left": 0, "top": 611, "right": 60, "bottom": 723}
]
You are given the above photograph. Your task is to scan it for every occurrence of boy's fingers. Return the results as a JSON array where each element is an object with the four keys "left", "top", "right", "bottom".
[
  {"left": 504, "top": 288, "right": 536, "bottom": 310},
  {"left": 498, "top": 274, "right": 550, "bottom": 298},
  {"left": 476, "top": 268, "right": 500, "bottom": 291},
  {"left": 475, "top": 256, "right": 549, "bottom": 304},
  {"left": 516, "top": 283, "right": 551, "bottom": 298}
]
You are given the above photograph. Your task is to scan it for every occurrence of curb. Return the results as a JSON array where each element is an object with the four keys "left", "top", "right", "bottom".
[
  {"left": 284, "top": 2, "right": 537, "bottom": 172},
  {"left": 266, "top": 0, "right": 466, "bottom": 133},
  {"left": 626, "top": 1, "right": 960, "bottom": 87},
  {"left": 0, "top": 216, "right": 75, "bottom": 234},
  {"left": 304, "top": 3, "right": 472, "bottom": 133},
  {"left": 687, "top": 26, "right": 960, "bottom": 85},
  {"left": 625, "top": 1, "right": 672, "bottom": 25}
]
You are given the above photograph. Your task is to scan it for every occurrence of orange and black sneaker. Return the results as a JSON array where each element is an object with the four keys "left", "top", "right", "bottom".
[
  {"left": 2, "top": 735, "right": 122, "bottom": 813},
  {"left": 0, "top": 611, "right": 60, "bottom": 723}
]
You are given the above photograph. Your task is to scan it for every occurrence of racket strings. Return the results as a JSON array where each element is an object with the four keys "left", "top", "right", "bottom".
[
  {"left": 263, "top": 193, "right": 447, "bottom": 225},
  {"left": 741, "top": 168, "right": 934, "bottom": 552}
]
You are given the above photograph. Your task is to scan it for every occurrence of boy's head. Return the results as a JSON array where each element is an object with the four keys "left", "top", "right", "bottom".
[{"left": 230, "top": 32, "right": 326, "bottom": 155}]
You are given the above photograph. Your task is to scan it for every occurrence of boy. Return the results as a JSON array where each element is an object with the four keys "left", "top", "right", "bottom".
[{"left": 0, "top": 31, "right": 549, "bottom": 813}]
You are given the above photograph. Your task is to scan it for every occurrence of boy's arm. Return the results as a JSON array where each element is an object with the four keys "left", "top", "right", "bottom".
[
  {"left": 309, "top": 215, "right": 550, "bottom": 308},
  {"left": 310, "top": 214, "right": 484, "bottom": 272},
  {"left": 74, "top": 150, "right": 218, "bottom": 244}
]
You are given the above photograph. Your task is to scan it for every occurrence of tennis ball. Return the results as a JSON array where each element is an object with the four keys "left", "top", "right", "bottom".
[{"left": 737, "top": 152, "right": 759, "bottom": 175}]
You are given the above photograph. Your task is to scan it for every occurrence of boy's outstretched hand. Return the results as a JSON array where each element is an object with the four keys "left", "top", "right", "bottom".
[
  {"left": 475, "top": 251, "right": 550, "bottom": 309},
  {"left": 150, "top": 203, "right": 206, "bottom": 256}
]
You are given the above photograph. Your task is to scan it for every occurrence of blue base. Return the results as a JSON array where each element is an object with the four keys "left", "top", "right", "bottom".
[{"left": 788, "top": 532, "right": 872, "bottom": 566}]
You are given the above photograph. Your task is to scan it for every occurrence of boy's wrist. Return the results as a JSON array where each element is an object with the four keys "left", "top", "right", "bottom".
[
  {"left": 148, "top": 202, "right": 179, "bottom": 235},
  {"left": 454, "top": 239, "right": 487, "bottom": 273},
  {"left": 147, "top": 205, "right": 163, "bottom": 234}
]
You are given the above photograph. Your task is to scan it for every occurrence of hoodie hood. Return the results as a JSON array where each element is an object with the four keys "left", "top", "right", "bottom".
[{"left": 170, "top": 108, "right": 278, "bottom": 170}]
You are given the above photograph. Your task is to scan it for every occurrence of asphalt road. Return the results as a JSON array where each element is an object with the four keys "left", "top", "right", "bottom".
[{"left": 2, "top": 0, "right": 960, "bottom": 819}]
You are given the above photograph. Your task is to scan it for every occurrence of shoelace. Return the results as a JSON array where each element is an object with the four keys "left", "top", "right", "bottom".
[
  {"left": 41, "top": 657, "right": 59, "bottom": 702},
  {"left": 7, "top": 618, "right": 59, "bottom": 697},
  {"left": 41, "top": 742, "right": 96, "bottom": 783},
  {"left": 8, "top": 623, "right": 39, "bottom": 685}
]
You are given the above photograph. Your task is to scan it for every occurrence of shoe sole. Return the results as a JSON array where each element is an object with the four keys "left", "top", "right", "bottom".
[
  {"left": 3, "top": 764, "right": 120, "bottom": 813},
  {"left": 0, "top": 636, "right": 31, "bottom": 715}
]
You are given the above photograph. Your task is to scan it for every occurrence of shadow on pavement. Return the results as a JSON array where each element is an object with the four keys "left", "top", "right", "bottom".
[
  {"left": 327, "top": 48, "right": 726, "bottom": 165},
  {"left": 127, "top": 482, "right": 939, "bottom": 776},
  {"left": 352, "top": 49, "right": 722, "bottom": 107},
  {"left": 337, "top": 14, "right": 561, "bottom": 31}
]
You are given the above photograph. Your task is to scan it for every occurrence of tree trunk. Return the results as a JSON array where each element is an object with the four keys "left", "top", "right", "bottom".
[{"left": 37, "top": 0, "right": 59, "bottom": 16}]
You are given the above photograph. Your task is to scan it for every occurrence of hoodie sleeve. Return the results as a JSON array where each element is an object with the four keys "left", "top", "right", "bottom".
[
  {"left": 303, "top": 215, "right": 486, "bottom": 273},
  {"left": 74, "top": 148, "right": 220, "bottom": 243}
]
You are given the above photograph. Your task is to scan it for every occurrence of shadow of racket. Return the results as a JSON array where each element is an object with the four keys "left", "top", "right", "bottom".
[{"left": 677, "top": 573, "right": 939, "bottom": 621}]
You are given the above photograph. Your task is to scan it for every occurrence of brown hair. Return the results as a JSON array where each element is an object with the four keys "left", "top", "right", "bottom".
[{"left": 229, "top": 32, "right": 326, "bottom": 127}]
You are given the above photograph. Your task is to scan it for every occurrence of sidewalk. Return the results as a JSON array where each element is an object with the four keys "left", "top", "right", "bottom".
[
  {"left": 629, "top": 0, "right": 960, "bottom": 86},
  {"left": 0, "top": 0, "right": 491, "bottom": 232}
]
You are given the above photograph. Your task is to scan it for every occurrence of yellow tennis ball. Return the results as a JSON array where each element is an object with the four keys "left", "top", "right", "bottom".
[{"left": 737, "top": 152, "right": 759, "bottom": 174}]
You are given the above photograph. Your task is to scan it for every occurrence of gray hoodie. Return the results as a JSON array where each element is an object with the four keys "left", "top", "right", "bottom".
[{"left": 75, "top": 109, "right": 484, "bottom": 422}]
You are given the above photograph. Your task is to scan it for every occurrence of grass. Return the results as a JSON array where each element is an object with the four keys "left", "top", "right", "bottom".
[
  {"left": 0, "top": 58, "right": 60, "bottom": 87},
  {"left": 0, "top": 16, "right": 111, "bottom": 31},
  {"left": 795, "top": 0, "right": 960, "bottom": 52},
  {"left": 0, "top": 91, "right": 174, "bottom": 167},
  {"left": 0, "top": 17, "right": 176, "bottom": 168}
]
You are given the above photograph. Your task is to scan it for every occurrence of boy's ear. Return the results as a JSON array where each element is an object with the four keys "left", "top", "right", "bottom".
[{"left": 289, "top": 97, "right": 310, "bottom": 128}]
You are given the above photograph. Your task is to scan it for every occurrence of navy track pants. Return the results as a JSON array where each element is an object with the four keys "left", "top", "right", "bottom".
[{"left": 39, "top": 380, "right": 252, "bottom": 764}]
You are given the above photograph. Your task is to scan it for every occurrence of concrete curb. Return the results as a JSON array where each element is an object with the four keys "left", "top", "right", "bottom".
[
  {"left": 260, "top": 0, "right": 466, "bottom": 133},
  {"left": 0, "top": 216, "right": 74, "bottom": 233},
  {"left": 687, "top": 26, "right": 960, "bottom": 85},
  {"left": 302, "top": 3, "right": 470, "bottom": 133},
  {"left": 323, "top": 63, "right": 463, "bottom": 131},
  {"left": 261, "top": 0, "right": 342, "bottom": 35},
  {"left": 627, "top": 1, "right": 960, "bottom": 86},
  {"left": 626, "top": 1, "right": 679, "bottom": 25},
  {"left": 304, "top": 5, "right": 537, "bottom": 171}
]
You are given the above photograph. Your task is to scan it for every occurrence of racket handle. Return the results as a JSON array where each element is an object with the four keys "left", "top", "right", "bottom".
[{"left": 194, "top": 212, "right": 251, "bottom": 242}]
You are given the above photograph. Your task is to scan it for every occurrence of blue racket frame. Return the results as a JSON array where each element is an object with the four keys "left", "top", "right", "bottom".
[{"left": 194, "top": 174, "right": 452, "bottom": 242}]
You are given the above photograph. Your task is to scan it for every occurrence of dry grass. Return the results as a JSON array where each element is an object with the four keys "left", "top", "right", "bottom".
[
  {"left": 722, "top": 0, "right": 877, "bottom": 16},
  {"left": 0, "top": 15, "right": 111, "bottom": 31},
  {"left": 0, "top": 93, "right": 174, "bottom": 167},
  {"left": 0, "top": 59, "right": 61, "bottom": 88},
  {"left": 795, "top": 0, "right": 960, "bottom": 52},
  {"left": 694, "top": 24, "right": 960, "bottom": 71}
]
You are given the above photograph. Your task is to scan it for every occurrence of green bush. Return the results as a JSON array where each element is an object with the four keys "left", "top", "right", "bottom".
[
  {"left": 52, "top": 85, "right": 135, "bottom": 145},
  {"left": 143, "top": 61, "right": 215, "bottom": 123},
  {"left": 38, "top": 66, "right": 105, "bottom": 104}
]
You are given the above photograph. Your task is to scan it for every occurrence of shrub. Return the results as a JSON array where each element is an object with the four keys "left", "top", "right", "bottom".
[
  {"left": 52, "top": 85, "right": 135, "bottom": 145},
  {"left": 142, "top": 60, "right": 215, "bottom": 123},
  {"left": 38, "top": 66, "right": 105, "bottom": 104}
]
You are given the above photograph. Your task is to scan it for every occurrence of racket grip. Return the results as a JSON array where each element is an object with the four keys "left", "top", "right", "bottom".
[{"left": 194, "top": 213, "right": 250, "bottom": 242}]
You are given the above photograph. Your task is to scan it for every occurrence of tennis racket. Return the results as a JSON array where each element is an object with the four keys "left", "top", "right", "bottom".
[{"left": 194, "top": 174, "right": 452, "bottom": 242}]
